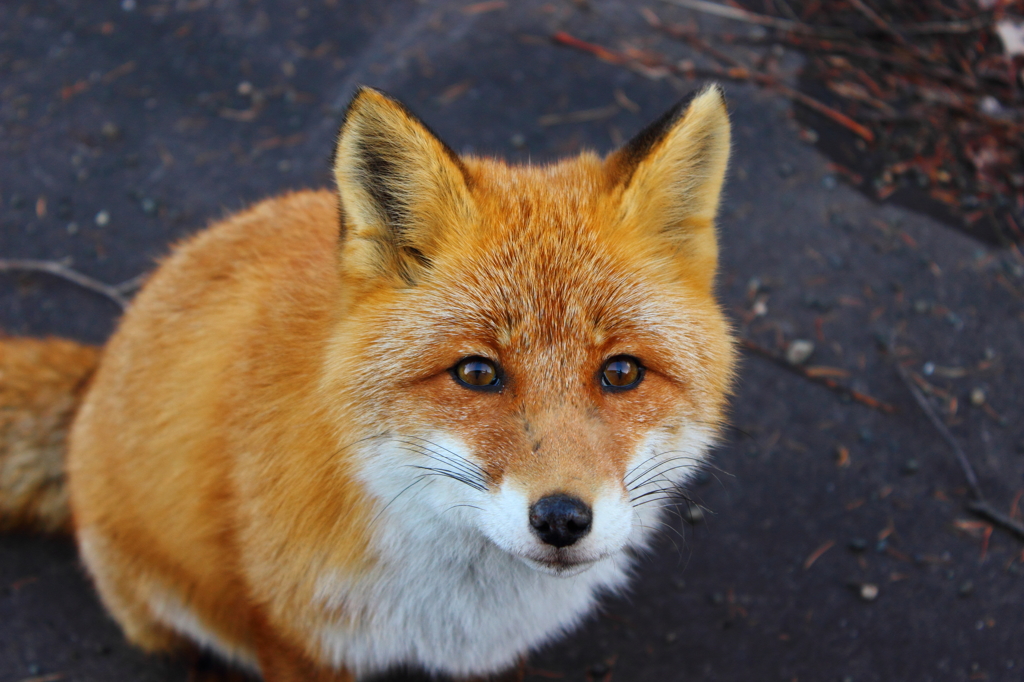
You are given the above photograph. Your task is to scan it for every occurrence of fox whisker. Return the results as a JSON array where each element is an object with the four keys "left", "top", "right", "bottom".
[
  {"left": 628, "top": 461, "right": 707, "bottom": 493},
  {"left": 624, "top": 452, "right": 703, "bottom": 489},
  {"left": 394, "top": 441, "right": 484, "bottom": 480},
  {"left": 369, "top": 476, "right": 436, "bottom": 529},
  {"left": 407, "top": 465, "right": 488, "bottom": 493},
  {"left": 393, "top": 443, "right": 489, "bottom": 491},
  {"left": 401, "top": 435, "right": 488, "bottom": 477}
]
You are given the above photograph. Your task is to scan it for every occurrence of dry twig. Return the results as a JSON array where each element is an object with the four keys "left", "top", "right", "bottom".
[
  {"left": 0, "top": 258, "right": 145, "bottom": 310},
  {"left": 741, "top": 338, "right": 896, "bottom": 413},
  {"left": 891, "top": 355, "right": 1024, "bottom": 541}
]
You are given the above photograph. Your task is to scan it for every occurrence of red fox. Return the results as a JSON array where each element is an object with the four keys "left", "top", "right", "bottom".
[{"left": 0, "top": 85, "right": 735, "bottom": 681}]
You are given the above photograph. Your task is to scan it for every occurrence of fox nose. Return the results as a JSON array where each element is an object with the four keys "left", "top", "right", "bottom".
[{"left": 529, "top": 494, "right": 592, "bottom": 548}]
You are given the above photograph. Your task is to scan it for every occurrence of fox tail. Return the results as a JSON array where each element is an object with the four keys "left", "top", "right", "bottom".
[{"left": 0, "top": 336, "right": 100, "bottom": 533}]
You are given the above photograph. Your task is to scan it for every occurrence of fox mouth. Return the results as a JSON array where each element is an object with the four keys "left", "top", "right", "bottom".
[{"left": 519, "top": 551, "right": 604, "bottom": 577}]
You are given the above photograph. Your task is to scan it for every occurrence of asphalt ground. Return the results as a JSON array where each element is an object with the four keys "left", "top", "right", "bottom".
[{"left": 2, "top": 1, "right": 1023, "bottom": 681}]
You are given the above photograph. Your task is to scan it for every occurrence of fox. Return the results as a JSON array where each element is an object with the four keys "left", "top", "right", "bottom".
[{"left": 0, "top": 85, "right": 735, "bottom": 681}]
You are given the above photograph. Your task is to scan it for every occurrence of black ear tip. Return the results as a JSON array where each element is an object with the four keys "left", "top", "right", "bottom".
[{"left": 700, "top": 83, "right": 727, "bottom": 108}]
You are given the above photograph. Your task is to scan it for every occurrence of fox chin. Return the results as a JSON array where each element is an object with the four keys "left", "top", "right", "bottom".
[{"left": 1, "top": 84, "right": 736, "bottom": 681}]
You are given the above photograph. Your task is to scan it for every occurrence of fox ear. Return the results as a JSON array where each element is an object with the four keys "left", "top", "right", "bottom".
[
  {"left": 606, "top": 85, "right": 731, "bottom": 289},
  {"left": 333, "top": 87, "right": 473, "bottom": 286}
]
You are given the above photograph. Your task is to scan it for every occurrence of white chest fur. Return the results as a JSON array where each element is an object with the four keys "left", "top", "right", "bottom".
[{"left": 312, "top": 507, "right": 634, "bottom": 678}]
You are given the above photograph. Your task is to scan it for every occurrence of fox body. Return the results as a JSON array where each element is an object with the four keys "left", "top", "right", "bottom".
[{"left": 6, "top": 86, "right": 735, "bottom": 680}]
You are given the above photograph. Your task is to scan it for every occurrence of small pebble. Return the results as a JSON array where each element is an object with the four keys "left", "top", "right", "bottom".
[
  {"left": 822, "top": 174, "right": 837, "bottom": 189},
  {"left": 121, "top": 0, "right": 136, "bottom": 9},
  {"left": 94, "top": 210, "right": 110, "bottom": 226},
  {"left": 980, "top": 95, "right": 1003, "bottom": 116},
  {"left": 913, "top": 299, "right": 931, "bottom": 314},
  {"left": 958, "top": 580, "right": 974, "bottom": 597},
  {"left": 509, "top": 132, "right": 526, "bottom": 149},
  {"left": 101, "top": 121, "right": 120, "bottom": 140},
  {"left": 237, "top": 81, "right": 253, "bottom": 96},
  {"left": 969, "top": 388, "right": 986, "bottom": 406},
  {"left": 66, "top": 222, "right": 78, "bottom": 235},
  {"left": 859, "top": 583, "right": 879, "bottom": 601},
  {"left": 681, "top": 505, "right": 704, "bottom": 525},
  {"left": 140, "top": 197, "right": 157, "bottom": 215},
  {"left": 786, "top": 339, "right": 815, "bottom": 366},
  {"left": 798, "top": 127, "right": 818, "bottom": 144},
  {"left": 847, "top": 538, "right": 867, "bottom": 553},
  {"left": 922, "top": 362, "right": 936, "bottom": 376},
  {"left": 901, "top": 459, "right": 920, "bottom": 475}
]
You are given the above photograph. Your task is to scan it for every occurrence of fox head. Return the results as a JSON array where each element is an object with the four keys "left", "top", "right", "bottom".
[{"left": 325, "top": 87, "right": 735, "bottom": 576}]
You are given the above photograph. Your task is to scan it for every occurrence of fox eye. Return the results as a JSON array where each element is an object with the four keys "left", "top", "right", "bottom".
[
  {"left": 452, "top": 356, "right": 502, "bottom": 391},
  {"left": 600, "top": 355, "right": 644, "bottom": 391}
]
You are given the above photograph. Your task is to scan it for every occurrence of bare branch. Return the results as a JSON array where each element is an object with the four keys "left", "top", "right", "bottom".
[{"left": 0, "top": 258, "right": 130, "bottom": 310}]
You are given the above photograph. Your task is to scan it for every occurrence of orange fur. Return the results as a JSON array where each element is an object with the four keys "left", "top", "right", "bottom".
[
  {"left": 61, "top": 86, "right": 736, "bottom": 680},
  {"left": 0, "top": 336, "right": 100, "bottom": 533}
]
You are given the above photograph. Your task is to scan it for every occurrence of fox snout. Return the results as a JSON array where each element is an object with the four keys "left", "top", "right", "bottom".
[{"left": 528, "top": 494, "right": 592, "bottom": 548}]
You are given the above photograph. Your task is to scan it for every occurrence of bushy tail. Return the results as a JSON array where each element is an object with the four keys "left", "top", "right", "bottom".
[{"left": 0, "top": 336, "right": 100, "bottom": 533}]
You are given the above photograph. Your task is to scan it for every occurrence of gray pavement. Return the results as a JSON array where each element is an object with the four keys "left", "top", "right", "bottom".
[{"left": 2, "top": 1, "right": 1023, "bottom": 680}]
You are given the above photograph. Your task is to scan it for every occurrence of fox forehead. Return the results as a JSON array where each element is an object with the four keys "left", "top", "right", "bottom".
[{"left": 355, "top": 155, "right": 714, "bottom": 369}]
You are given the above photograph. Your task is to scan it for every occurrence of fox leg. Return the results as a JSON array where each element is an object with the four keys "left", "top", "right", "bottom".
[{"left": 251, "top": 617, "right": 353, "bottom": 682}]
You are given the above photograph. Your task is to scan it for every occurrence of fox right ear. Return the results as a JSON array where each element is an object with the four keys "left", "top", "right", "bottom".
[
  {"left": 605, "top": 85, "right": 731, "bottom": 290},
  {"left": 333, "top": 88, "right": 475, "bottom": 287}
]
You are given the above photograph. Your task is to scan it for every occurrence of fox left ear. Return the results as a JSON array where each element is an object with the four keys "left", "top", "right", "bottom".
[
  {"left": 333, "top": 87, "right": 474, "bottom": 287},
  {"left": 606, "top": 85, "right": 731, "bottom": 289}
]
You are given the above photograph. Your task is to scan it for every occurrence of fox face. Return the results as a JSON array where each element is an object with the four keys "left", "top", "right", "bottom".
[{"left": 325, "top": 87, "right": 735, "bottom": 579}]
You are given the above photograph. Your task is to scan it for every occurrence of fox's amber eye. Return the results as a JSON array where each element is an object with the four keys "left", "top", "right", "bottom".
[
  {"left": 601, "top": 355, "right": 643, "bottom": 390},
  {"left": 453, "top": 357, "right": 502, "bottom": 391}
]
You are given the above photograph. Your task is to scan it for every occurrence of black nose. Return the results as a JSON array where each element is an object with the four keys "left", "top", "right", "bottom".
[{"left": 529, "top": 494, "right": 593, "bottom": 548}]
